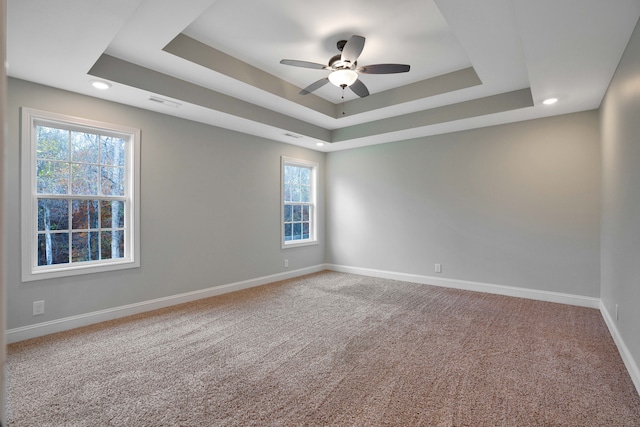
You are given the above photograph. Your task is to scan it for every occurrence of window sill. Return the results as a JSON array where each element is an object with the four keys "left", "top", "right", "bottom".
[
  {"left": 22, "top": 258, "right": 140, "bottom": 282},
  {"left": 282, "top": 240, "right": 319, "bottom": 250}
]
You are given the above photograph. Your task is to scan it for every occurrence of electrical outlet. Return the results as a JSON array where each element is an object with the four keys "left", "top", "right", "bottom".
[
  {"left": 284, "top": 259, "right": 289, "bottom": 268},
  {"left": 33, "top": 300, "right": 45, "bottom": 316},
  {"left": 435, "top": 264, "right": 442, "bottom": 273}
]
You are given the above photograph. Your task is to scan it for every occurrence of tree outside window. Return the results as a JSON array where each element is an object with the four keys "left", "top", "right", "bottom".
[
  {"left": 21, "top": 108, "right": 140, "bottom": 281},
  {"left": 282, "top": 157, "right": 317, "bottom": 248}
]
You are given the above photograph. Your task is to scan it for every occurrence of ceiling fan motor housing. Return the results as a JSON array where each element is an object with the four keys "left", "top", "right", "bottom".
[
  {"left": 329, "top": 40, "right": 357, "bottom": 69},
  {"left": 329, "top": 54, "right": 356, "bottom": 69}
]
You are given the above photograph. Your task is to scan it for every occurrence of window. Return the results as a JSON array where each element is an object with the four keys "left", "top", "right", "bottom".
[
  {"left": 21, "top": 108, "right": 140, "bottom": 281},
  {"left": 282, "top": 157, "right": 318, "bottom": 248}
]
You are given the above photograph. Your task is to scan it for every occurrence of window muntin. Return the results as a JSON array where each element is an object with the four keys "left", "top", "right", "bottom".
[
  {"left": 282, "top": 157, "right": 317, "bottom": 248},
  {"left": 21, "top": 108, "right": 140, "bottom": 281}
]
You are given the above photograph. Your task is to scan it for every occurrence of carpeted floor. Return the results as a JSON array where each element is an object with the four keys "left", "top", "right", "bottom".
[{"left": 7, "top": 271, "right": 640, "bottom": 426}]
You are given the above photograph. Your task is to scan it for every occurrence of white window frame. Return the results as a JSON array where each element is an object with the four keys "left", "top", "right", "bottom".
[
  {"left": 20, "top": 107, "right": 141, "bottom": 281},
  {"left": 281, "top": 156, "right": 318, "bottom": 249}
]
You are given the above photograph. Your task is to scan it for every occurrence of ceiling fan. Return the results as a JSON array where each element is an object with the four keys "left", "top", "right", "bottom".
[{"left": 280, "top": 35, "right": 410, "bottom": 98}]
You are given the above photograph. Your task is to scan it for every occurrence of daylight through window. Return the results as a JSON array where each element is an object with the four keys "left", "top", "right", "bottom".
[
  {"left": 21, "top": 108, "right": 140, "bottom": 281},
  {"left": 282, "top": 157, "right": 318, "bottom": 248}
]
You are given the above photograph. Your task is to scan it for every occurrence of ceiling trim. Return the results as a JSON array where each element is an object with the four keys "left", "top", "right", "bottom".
[
  {"left": 342, "top": 67, "right": 481, "bottom": 117},
  {"left": 163, "top": 33, "right": 335, "bottom": 117},
  {"left": 163, "top": 33, "right": 484, "bottom": 120},
  {"left": 89, "top": 52, "right": 533, "bottom": 145},
  {"left": 332, "top": 88, "right": 534, "bottom": 142},
  {"left": 88, "top": 54, "right": 332, "bottom": 142}
]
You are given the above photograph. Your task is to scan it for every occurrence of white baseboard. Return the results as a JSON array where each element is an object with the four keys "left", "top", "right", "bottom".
[
  {"left": 600, "top": 301, "right": 640, "bottom": 396},
  {"left": 6, "top": 264, "right": 326, "bottom": 344},
  {"left": 326, "top": 264, "right": 600, "bottom": 308}
]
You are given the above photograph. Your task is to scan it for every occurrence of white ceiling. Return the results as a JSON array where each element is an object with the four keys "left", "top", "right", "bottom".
[{"left": 7, "top": 0, "right": 640, "bottom": 152}]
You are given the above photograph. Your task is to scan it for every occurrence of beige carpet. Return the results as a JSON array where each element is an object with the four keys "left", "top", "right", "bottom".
[{"left": 7, "top": 271, "right": 640, "bottom": 426}]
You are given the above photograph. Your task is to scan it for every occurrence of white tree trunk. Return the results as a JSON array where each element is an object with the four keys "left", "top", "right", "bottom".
[{"left": 44, "top": 204, "right": 53, "bottom": 265}]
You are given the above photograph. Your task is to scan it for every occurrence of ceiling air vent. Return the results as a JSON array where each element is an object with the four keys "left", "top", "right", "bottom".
[
  {"left": 284, "top": 133, "right": 303, "bottom": 139},
  {"left": 148, "top": 96, "right": 181, "bottom": 108}
]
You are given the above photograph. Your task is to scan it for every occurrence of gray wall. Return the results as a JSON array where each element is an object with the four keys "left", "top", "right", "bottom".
[
  {"left": 600, "top": 18, "right": 640, "bottom": 372},
  {"left": 5, "top": 78, "right": 604, "bottom": 330},
  {"left": 6, "top": 78, "right": 325, "bottom": 330},
  {"left": 326, "top": 111, "right": 601, "bottom": 297},
  {"left": 1, "top": 0, "right": 7, "bottom": 422}
]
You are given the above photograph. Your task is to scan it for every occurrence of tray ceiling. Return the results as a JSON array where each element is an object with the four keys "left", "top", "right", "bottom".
[{"left": 7, "top": 0, "right": 640, "bottom": 151}]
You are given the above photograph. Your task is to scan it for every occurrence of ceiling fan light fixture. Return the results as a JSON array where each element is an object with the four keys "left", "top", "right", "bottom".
[
  {"left": 281, "top": 35, "right": 410, "bottom": 98},
  {"left": 328, "top": 69, "right": 358, "bottom": 88}
]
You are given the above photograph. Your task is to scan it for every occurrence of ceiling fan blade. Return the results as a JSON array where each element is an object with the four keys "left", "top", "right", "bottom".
[
  {"left": 349, "top": 79, "right": 369, "bottom": 98},
  {"left": 280, "top": 59, "right": 329, "bottom": 70},
  {"left": 341, "top": 35, "right": 365, "bottom": 63},
  {"left": 357, "top": 64, "right": 411, "bottom": 74},
  {"left": 300, "top": 77, "right": 329, "bottom": 95}
]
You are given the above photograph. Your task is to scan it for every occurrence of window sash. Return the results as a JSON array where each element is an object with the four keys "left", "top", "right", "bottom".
[
  {"left": 281, "top": 157, "right": 318, "bottom": 248},
  {"left": 34, "top": 195, "right": 128, "bottom": 267},
  {"left": 21, "top": 107, "right": 141, "bottom": 281}
]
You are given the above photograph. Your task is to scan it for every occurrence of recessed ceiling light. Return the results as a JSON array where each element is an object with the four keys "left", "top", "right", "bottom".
[
  {"left": 91, "top": 80, "right": 112, "bottom": 90},
  {"left": 543, "top": 97, "right": 558, "bottom": 105},
  {"left": 316, "top": 142, "right": 325, "bottom": 147}
]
